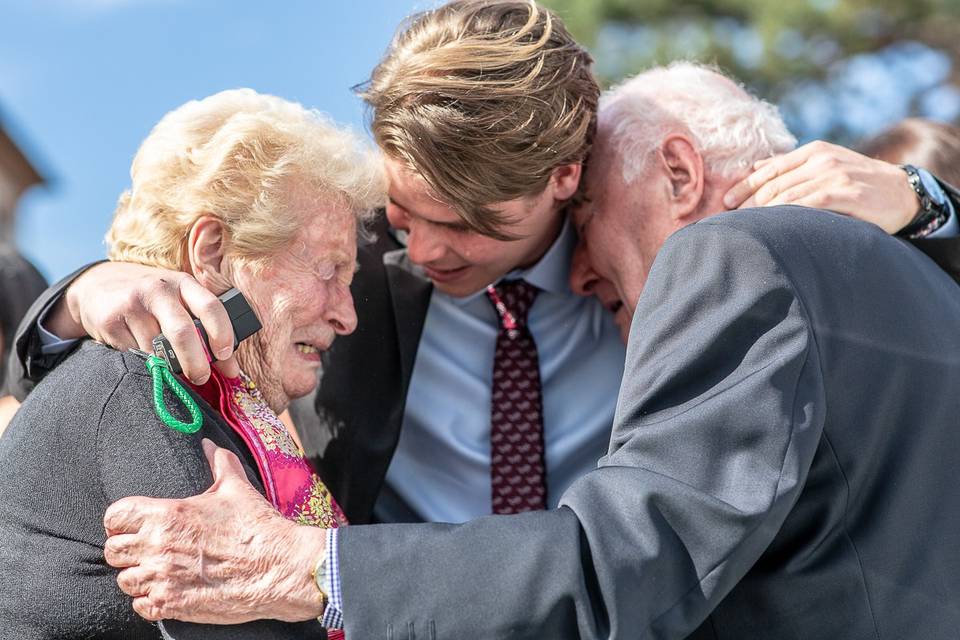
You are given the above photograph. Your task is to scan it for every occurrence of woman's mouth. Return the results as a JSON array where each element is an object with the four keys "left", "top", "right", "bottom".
[{"left": 295, "top": 342, "right": 324, "bottom": 362}]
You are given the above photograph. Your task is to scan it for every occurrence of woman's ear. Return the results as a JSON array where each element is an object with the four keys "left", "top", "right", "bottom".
[
  {"left": 186, "top": 216, "right": 231, "bottom": 291},
  {"left": 657, "top": 134, "right": 705, "bottom": 222}
]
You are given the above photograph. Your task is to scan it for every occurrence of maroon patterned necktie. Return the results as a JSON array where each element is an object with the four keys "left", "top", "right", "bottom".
[{"left": 485, "top": 279, "right": 547, "bottom": 514}]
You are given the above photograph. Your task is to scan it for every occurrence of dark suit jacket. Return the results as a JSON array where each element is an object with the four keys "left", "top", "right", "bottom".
[
  {"left": 332, "top": 207, "right": 960, "bottom": 638},
  {"left": 296, "top": 215, "right": 432, "bottom": 524}
]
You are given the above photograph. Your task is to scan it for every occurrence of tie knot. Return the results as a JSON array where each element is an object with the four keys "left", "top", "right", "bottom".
[{"left": 486, "top": 280, "right": 539, "bottom": 331}]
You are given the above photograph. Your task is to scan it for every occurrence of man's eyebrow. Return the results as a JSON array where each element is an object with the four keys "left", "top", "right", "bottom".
[
  {"left": 432, "top": 218, "right": 470, "bottom": 231},
  {"left": 388, "top": 194, "right": 470, "bottom": 231}
]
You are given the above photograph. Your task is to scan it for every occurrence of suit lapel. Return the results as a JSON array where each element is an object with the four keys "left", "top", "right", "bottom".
[
  {"left": 384, "top": 248, "right": 433, "bottom": 398},
  {"left": 309, "top": 216, "right": 435, "bottom": 523}
]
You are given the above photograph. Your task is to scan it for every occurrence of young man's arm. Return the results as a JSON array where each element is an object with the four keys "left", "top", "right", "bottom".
[
  {"left": 6, "top": 262, "right": 99, "bottom": 400},
  {"left": 8, "top": 261, "right": 235, "bottom": 400}
]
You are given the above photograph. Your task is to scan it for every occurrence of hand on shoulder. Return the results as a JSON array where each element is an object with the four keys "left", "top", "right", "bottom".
[
  {"left": 54, "top": 261, "right": 235, "bottom": 384},
  {"left": 723, "top": 140, "right": 919, "bottom": 234}
]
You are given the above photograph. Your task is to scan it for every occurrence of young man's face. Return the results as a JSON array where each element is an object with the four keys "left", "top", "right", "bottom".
[{"left": 384, "top": 157, "right": 573, "bottom": 297}]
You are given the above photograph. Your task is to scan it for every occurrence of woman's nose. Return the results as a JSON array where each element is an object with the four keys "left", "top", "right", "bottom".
[{"left": 326, "top": 282, "right": 358, "bottom": 336}]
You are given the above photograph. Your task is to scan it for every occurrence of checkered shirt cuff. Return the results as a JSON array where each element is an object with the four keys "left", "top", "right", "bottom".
[{"left": 319, "top": 528, "right": 344, "bottom": 629}]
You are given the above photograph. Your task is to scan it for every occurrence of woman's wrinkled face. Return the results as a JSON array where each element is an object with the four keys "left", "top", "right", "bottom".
[{"left": 231, "top": 196, "right": 359, "bottom": 413}]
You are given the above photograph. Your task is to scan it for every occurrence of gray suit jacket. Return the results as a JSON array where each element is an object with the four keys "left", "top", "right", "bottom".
[{"left": 336, "top": 206, "right": 960, "bottom": 639}]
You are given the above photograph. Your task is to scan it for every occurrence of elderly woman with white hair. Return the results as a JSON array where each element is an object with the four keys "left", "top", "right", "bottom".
[{"left": 0, "top": 89, "right": 382, "bottom": 638}]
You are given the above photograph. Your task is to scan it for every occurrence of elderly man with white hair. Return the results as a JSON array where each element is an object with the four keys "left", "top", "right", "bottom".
[
  {"left": 571, "top": 62, "right": 957, "bottom": 334},
  {"left": 570, "top": 62, "right": 800, "bottom": 340},
  {"left": 79, "top": 62, "right": 960, "bottom": 638},
  {"left": 566, "top": 61, "right": 960, "bottom": 637}
]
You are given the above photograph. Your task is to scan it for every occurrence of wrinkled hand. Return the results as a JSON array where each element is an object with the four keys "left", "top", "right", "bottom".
[
  {"left": 53, "top": 261, "right": 235, "bottom": 383},
  {"left": 723, "top": 140, "right": 919, "bottom": 234},
  {"left": 103, "top": 439, "right": 327, "bottom": 624}
]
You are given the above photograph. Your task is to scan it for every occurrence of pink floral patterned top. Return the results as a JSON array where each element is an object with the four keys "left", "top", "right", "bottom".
[
  {"left": 191, "top": 368, "right": 349, "bottom": 638},
  {"left": 191, "top": 368, "right": 348, "bottom": 529}
]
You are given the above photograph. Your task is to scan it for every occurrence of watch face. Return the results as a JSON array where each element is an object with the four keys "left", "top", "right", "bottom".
[{"left": 917, "top": 168, "right": 948, "bottom": 207}]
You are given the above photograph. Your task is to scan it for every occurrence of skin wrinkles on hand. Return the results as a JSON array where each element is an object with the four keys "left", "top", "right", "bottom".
[
  {"left": 105, "top": 440, "right": 328, "bottom": 623},
  {"left": 722, "top": 140, "right": 920, "bottom": 233}
]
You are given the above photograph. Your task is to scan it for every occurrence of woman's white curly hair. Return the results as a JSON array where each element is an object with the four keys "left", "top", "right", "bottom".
[{"left": 107, "top": 88, "right": 385, "bottom": 270}]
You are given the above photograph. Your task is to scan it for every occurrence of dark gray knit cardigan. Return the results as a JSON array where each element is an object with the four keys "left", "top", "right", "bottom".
[{"left": 0, "top": 341, "right": 326, "bottom": 639}]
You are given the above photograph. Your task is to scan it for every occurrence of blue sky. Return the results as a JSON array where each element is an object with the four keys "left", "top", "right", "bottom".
[{"left": 2, "top": 0, "right": 425, "bottom": 281}]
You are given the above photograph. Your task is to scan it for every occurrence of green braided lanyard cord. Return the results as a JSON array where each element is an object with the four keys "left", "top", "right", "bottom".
[{"left": 145, "top": 355, "right": 203, "bottom": 434}]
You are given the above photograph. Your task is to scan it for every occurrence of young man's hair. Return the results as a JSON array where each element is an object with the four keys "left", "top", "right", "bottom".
[
  {"left": 360, "top": 0, "right": 597, "bottom": 239},
  {"left": 858, "top": 118, "right": 960, "bottom": 188}
]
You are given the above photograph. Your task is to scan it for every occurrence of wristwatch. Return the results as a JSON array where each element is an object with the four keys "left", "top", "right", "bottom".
[
  {"left": 312, "top": 553, "right": 329, "bottom": 616},
  {"left": 898, "top": 164, "right": 952, "bottom": 238}
]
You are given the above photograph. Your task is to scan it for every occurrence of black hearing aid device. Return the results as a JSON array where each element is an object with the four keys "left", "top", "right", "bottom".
[{"left": 151, "top": 287, "right": 261, "bottom": 375}]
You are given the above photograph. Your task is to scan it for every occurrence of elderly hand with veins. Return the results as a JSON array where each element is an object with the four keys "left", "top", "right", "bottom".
[
  {"left": 722, "top": 140, "right": 921, "bottom": 234},
  {"left": 103, "top": 439, "right": 327, "bottom": 624}
]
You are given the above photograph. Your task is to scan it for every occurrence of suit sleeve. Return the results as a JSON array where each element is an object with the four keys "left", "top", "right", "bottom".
[
  {"left": 335, "top": 222, "right": 826, "bottom": 639},
  {"left": 5, "top": 261, "right": 103, "bottom": 401}
]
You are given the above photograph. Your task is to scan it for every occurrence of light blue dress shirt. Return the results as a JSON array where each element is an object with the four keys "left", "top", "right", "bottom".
[
  {"left": 937, "top": 210, "right": 959, "bottom": 236},
  {"left": 378, "top": 219, "right": 627, "bottom": 523}
]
